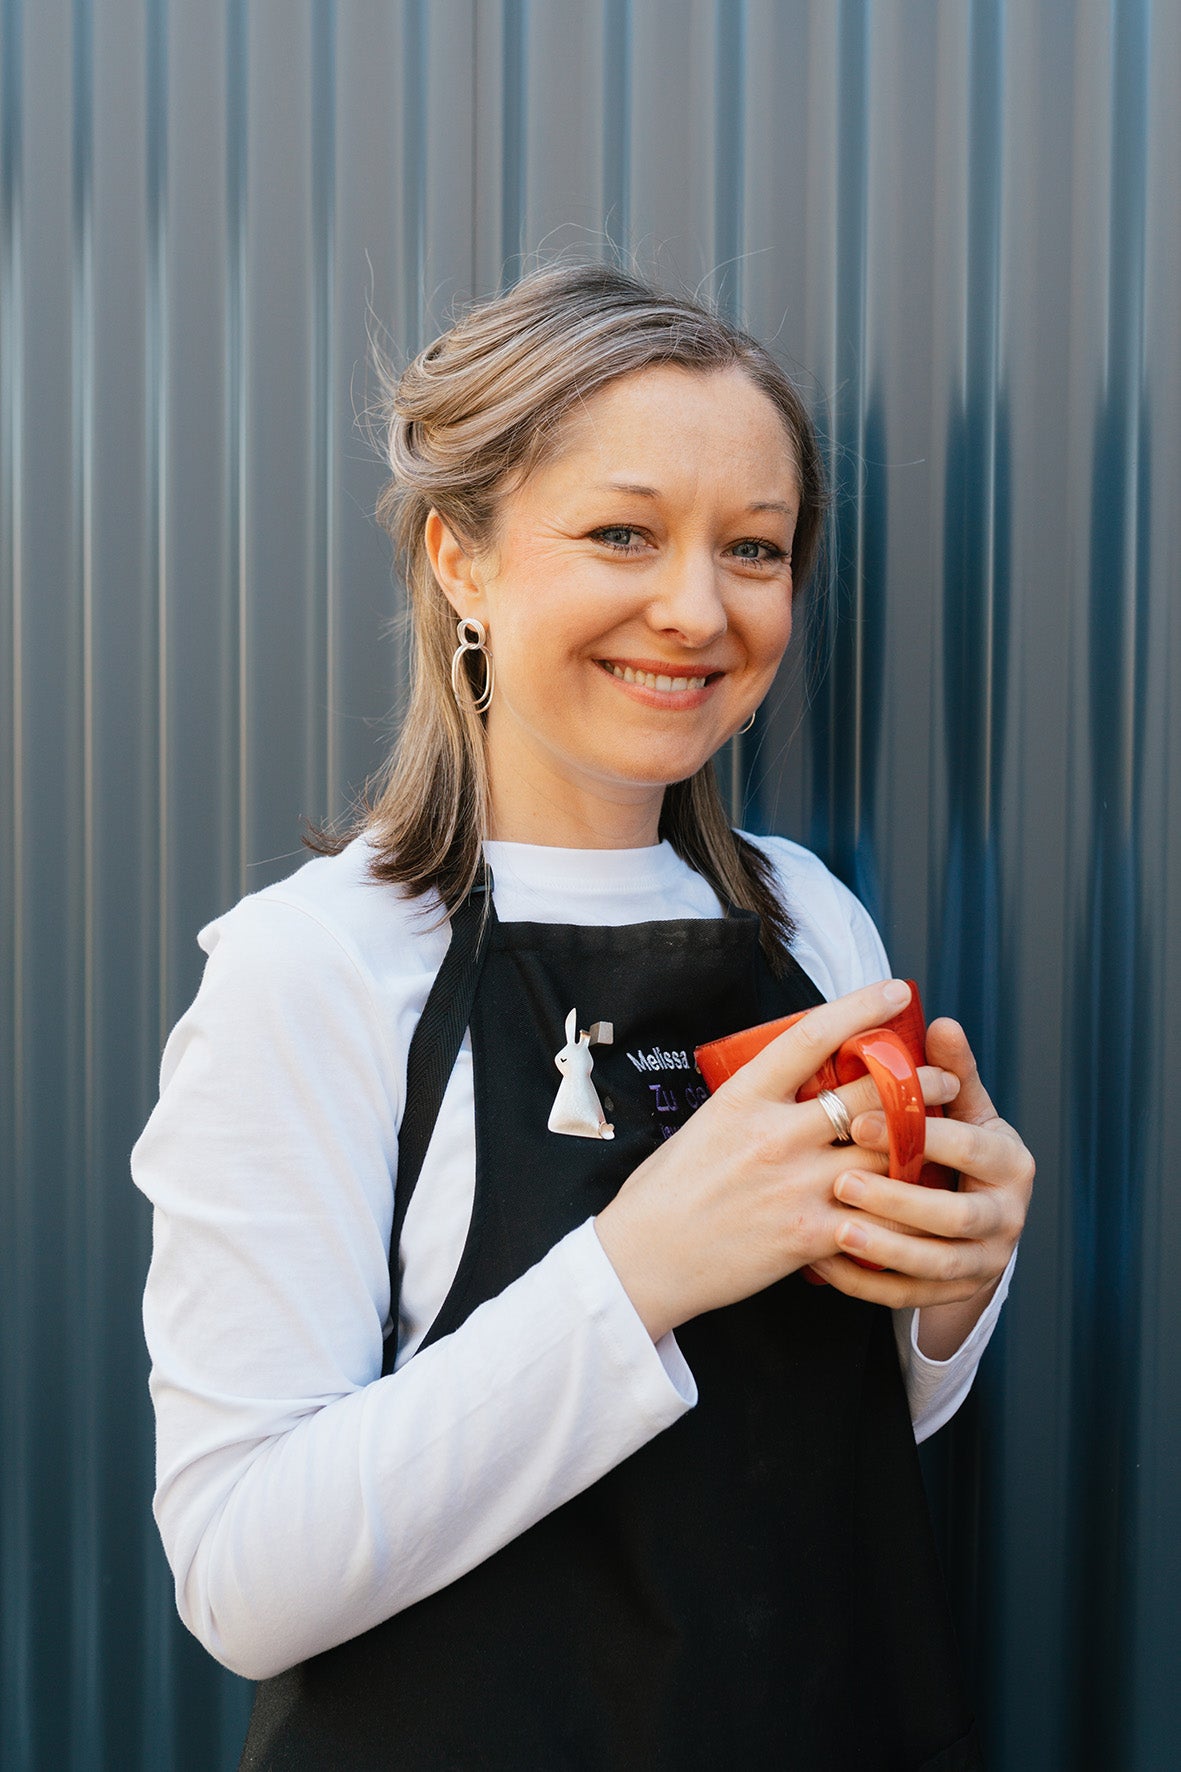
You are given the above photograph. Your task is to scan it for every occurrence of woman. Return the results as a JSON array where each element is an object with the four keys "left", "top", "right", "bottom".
[{"left": 133, "top": 263, "right": 1033, "bottom": 1770}]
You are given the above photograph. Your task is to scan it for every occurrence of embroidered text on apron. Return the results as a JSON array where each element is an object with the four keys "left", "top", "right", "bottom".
[{"left": 241, "top": 889, "right": 982, "bottom": 1771}]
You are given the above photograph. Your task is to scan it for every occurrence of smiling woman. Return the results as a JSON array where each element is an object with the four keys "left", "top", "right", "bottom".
[
  {"left": 349, "top": 263, "right": 829, "bottom": 967},
  {"left": 423, "top": 363, "right": 799, "bottom": 849},
  {"left": 132, "top": 262, "right": 1032, "bottom": 1771}
]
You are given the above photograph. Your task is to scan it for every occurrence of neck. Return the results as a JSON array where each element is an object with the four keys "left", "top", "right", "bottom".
[{"left": 485, "top": 743, "right": 664, "bottom": 850}]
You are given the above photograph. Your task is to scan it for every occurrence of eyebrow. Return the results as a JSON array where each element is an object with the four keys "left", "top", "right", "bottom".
[{"left": 594, "top": 480, "right": 797, "bottom": 519}]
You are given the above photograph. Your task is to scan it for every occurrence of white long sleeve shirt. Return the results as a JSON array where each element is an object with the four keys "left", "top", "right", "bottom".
[{"left": 132, "top": 832, "right": 1013, "bottom": 1681}]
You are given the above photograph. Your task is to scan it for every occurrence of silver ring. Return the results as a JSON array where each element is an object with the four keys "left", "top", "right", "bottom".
[{"left": 816, "top": 1088, "right": 853, "bottom": 1145}]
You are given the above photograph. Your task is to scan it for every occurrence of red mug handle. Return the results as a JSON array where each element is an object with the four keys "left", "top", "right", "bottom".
[
  {"left": 833, "top": 1028, "right": 926, "bottom": 1187},
  {"left": 797, "top": 1026, "right": 925, "bottom": 1283},
  {"left": 693, "top": 987, "right": 952, "bottom": 1288}
]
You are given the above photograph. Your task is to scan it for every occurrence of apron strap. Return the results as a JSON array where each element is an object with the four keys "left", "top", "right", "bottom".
[{"left": 381, "top": 871, "right": 493, "bottom": 1375}]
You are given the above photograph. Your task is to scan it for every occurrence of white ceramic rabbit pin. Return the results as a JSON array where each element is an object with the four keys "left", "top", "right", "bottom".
[{"left": 547, "top": 1009, "right": 615, "bottom": 1140}]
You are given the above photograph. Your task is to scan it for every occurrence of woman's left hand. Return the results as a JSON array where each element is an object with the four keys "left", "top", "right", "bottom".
[{"left": 806, "top": 1016, "right": 1034, "bottom": 1355}]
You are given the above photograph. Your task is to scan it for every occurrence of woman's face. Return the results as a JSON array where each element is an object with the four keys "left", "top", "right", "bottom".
[{"left": 427, "top": 363, "right": 802, "bottom": 846}]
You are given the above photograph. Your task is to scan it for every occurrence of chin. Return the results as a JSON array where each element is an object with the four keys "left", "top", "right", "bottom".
[{"left": 599, "top": 745, "right": 719, "bottom": 792}]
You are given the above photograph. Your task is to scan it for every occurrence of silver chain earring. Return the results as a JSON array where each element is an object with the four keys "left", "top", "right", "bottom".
[
  {"left": 739, "top": 710, "right": 757, "bottom": 734},
  {"left": 450, "top": 617, "right": 495, "bottom": 713}
]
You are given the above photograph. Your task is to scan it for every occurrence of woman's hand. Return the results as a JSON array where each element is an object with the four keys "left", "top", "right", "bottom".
[
  {"left": 808, "top": 1016, "right": 1034, "bottom": 1357},
  {"left": 593, "top": 980, "right": 961, "bottom": 1343}
]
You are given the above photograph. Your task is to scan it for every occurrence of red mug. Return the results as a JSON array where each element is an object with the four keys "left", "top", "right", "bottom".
[{"left": 694, "top": 982, "right": 955, "bottom": 1281}]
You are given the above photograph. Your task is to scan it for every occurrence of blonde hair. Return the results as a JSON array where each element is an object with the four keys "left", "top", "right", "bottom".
[{"left": 312, "top": 260, "right": 828, "bottom": 972}]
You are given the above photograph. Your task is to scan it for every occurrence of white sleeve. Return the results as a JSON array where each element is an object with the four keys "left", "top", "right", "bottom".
[
  {"left": 749, "top": 835, "right": 1014, "bottom": 1439},
  {"left": 132, "top": 899, "right": 694, "bottom": 1681},
  {"left": 894, "top": 1247, "right": 1017, "bottom": 1442}
]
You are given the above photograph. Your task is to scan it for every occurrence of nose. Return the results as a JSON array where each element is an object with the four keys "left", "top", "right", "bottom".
[{"left": 644, "top": 551, "right": 729, "bottom": 650}]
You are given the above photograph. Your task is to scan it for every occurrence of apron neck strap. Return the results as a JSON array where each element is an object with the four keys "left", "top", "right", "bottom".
[{"left": 380, "top": 870, "right": 494, "bottom": 1374}]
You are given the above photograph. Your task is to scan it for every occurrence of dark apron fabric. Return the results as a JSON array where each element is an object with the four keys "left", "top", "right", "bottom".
[{"left": 241, "top": 900, "right": 981, "bottom": 1771}]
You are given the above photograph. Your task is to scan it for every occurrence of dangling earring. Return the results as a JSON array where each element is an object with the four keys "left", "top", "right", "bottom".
[
  {"left": 739, "top": 709, "right": 757, "bottom": 734},
  {"left": 450, "top": 617, "right": 494, "bottom": 713}
]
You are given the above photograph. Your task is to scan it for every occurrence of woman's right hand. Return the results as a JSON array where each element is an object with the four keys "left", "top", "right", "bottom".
[{"left": 593, "top": 978, "right": 958, "bottom": 1342}]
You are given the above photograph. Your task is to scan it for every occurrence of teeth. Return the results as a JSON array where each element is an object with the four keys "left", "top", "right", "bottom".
[{"left": 603, "top": 663, "right": 708, "bottom": 692}]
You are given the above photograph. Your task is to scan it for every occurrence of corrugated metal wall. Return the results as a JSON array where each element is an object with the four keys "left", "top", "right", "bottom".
[{"left": 2, "top": 3, "right": 1178, "bottom": 1767}]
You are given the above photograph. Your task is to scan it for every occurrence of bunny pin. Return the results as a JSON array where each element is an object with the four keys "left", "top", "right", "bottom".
[{"left": 547, "top": 1009, "right": 615, "bottom": 1140}]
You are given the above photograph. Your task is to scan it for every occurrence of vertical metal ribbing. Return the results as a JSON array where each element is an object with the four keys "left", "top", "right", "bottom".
[
  {"left": 810, "top": 0, "right": 873, "bottom": 907},
  {"left": 226, "top": 0, "right": 246, "bottom": 909},
  {"left": 140, "top": 5, "right": 173, "bottom": 1766},
  {"left": 1067, "top": 3, "right": 1152, "bottom": 1765},
  {"left": 1126, "top": 13, "right": 1181, "bottom": 1760},
  {"left": 17, "top": 7, "right": 86, "bottom": 1766},
  {"left": 387, "top": 0, "right": 425, "bottom": 705},
  {"left": 404, "top": 0, "right": 424, "bottom": 349},
  {"left": 924, "top": 0, "right": 1009, "bottom": 1718},
  {"left": 934, "top": 0, "right": 1007, "bottom": 1073},
  {"left": 712, "top": 0, "right": 750, "bottom": 826},
  {"left": 711, "top": 0, "right": 746, "bottom": 319},
  {"left": 2, "top": 5, "right": 1180, "bottom": 1766},
  {"left": 70, "top": 5, "right": 99, "bottom": 1763},
  {"left": 500, "top": 0, "right": 527, "bottom": 280},
  {"left": 311, "top": 1, "right": 335, "bottom": 817},
  {"left": 467, "top": 0, "right": 478, "bottom": 307},
  {"left": 841, "top": 0, "right": 870, "bottom": 904},
  {"left": 601, "top": 0, "right": 632, "bottom": 252},
  {"left": 0, "top": 1, "right": 29, "bottom": 1766},
  {"left": 147, "top": 0, "right": 168, "bottom": 1038}
]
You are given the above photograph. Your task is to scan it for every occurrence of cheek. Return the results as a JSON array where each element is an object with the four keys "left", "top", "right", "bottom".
[
  {"left": 493, "top": 584, "right": 609, "bottom": 678},
  {"left": 746, "top": 596, "right": 793, "bottom": 670},
  {"left": 489, "top": 612, "right": 594, "bottom": 715}
]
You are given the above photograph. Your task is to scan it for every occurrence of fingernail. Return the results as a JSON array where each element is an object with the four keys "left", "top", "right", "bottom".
[
  {"left": 835, "top": 1174, "right": 866, "bottom": 1204},
  {"left": 940, "top": 1070, "right": 961, "bottom": 1099},
  {"left": 882, "top": 979, "right": 911, "bottom": 1008},
  {"left": 839, "top": 1220, "right": 868, "bottom": 1251},
  {"left": 853, "top": 1111, "right": 886, "bottom": 1141}
]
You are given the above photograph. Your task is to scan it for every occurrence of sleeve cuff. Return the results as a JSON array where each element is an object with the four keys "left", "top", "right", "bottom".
[
  {"left": 910, "top": 1242, "right": 1018, "bottom": 1369},
  {"left": 900, "top": 1244, "right": 1018, "bottom": 1442},
  {"left": 574, "top": 1217, "right": 698, "bottom": 1410}
]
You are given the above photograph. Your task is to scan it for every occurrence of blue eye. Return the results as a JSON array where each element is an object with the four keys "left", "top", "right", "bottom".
[
  {"left": 592, "top": 526, "right": 645, "bottom": 552},
  {"left": 731, "top": 539, "right": 788, "bottom": 563}
]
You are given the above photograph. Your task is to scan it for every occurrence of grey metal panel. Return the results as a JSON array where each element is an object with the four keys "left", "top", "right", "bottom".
[
  {"left": 4, "top": 1, "right": 1181, "bottom": 1766},
  {"left": 0, "top": 9, "right": 22, "bottom": 1758},
  {"left": 7, "top": 6, "right": 86, "bottom": 1770},
  {"left": 1132, "top": 13, "right": 1181, "bottom": 1770},
  {"left": 330, "top": 2, "right": 409, "bottom": 816},
  {"left": 518, "top": 0, "right": 611, "bottom": 251}
]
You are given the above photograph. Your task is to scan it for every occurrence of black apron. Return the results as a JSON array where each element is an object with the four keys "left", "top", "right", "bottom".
[{"left": 241, "top": 887, "right": 981, "bottom": 1771}]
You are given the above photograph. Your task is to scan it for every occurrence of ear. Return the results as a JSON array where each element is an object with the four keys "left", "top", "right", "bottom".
[
  {"left": 564, "top": 1008, "right": 577, "bottom": 1044},
  {"left": 424, "top": 508, "right": 487, "bottom": 622}
]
